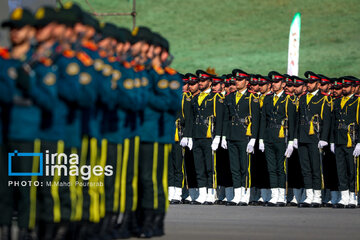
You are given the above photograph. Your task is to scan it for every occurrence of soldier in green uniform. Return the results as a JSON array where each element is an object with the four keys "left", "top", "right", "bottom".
[
  {"left": 259, "top": 71, "right": 296, "bottom": 207},
  {"left": 223, "top": 69, "right": 260, "bottom": 206},
  {"left": 331, "top": 76, "right": 360, "bottom": 208},
  {"left": 183, "top": 70, "right": 224, "bottom": 205},
  {"left": 297, "top": 71, "right": 331, "bottom": 208}
]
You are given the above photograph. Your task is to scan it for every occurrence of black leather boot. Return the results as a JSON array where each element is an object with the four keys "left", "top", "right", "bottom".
[{"left": 138, "top": 209, "right": 154, "bottom": 238}]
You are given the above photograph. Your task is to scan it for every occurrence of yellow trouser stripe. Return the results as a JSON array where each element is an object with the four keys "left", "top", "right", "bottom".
[
  {"left": 357, "top": 157, "right": 359, "bottom": 192},
  {"left": 247, "top": 154, "right": 251, "bottom": 189},
  {"left": 163, "top": 144, "right": 170, "bottom": 211},
  {"left": 69, "top": 147, "right": 78, "bottom": 221},
  {"left": 75, "top": 136, "right": 89, "bottom": 221},
  {"left": 213, "top": 152, "right": 217, "bottom": 189},
  {"left": 120, "top": 139, "right": 130, "bottom": 213},
  {"left": 29, "top": 139, "right": 41, "bottom": 229},
  {"left": 284, "top": 157, "right": 287, "bottom": 174},
  {"left": 113, "top": 144, "right": 122, "bottom": 212},
  {"left": 152, "top": 143, "right": 159, "bottom": 210},
  {"left": 89, "top": 138, "right": 100, "bottom": 223},
  {"left": 131, "top": 136, "right": 140, "bottom": 211},
  {"left": 181, "top": 148, "right": 185, "bottom": 188},
  {"left": 51, "top": 140, "right": 65, "bottom": 223},
  {"left": 99, "top": 139, "right": 107, "bottom": 218}
]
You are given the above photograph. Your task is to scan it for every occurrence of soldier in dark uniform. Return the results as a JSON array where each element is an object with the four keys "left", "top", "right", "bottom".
[
  {"left": 297, "top": 71, "right": 331, "bottom": 208},
  {"left": 287, "top": 76, "right": 307, "bottom": 206},
  {"left": 259, "top": 72, "right": 296, "bottom": 207},
  {"left": 223, "top": 69, "right": 260, "bottom": 206},
  {"left": 183, "top": 70, "right": 224, "bottom": 205},
  {"left": 331, "top": 76, "right": 360, "bottom": 208},
  {"left": 317, "top": 74, "right": 339, "bottom": 207},
  {"left": 255, "top": 76, "right": 272, "bottom": 205},
  {"left": 180, "top": 73, "right": 200, "bottom": 203},
  {"left": 168, "top": 74, "right": 189, "bottom": 204}
]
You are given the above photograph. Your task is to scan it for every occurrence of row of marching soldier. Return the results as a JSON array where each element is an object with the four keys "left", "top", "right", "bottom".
[
  {"left": 169, "top": 69, "right": 360, "bottom": 209},
  {"left": 0, "top": 2, "right": 183, "bottom": 240}
]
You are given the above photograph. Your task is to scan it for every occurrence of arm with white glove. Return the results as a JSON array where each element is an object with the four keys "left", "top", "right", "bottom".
[
  {"left": 318, "top": 140, "right": 328, "bottom": 149},
  {"left": 353, "top": 143, "right": 360, "bottom": 157},
  {"left": 330, "top": 143, "right": 335, "bottom": 154},
  {"left": 211, "top": 136, "right": 221, "bottom": 151},
  {"left": 259, "top": 139, "right": 265, "bottom": 152},
  {"left": 180, "top": 137, "right": 188, "bottom": 147},
  {"left": 221, "top": 136, "right": 227, "bottom": 149},
  {"left": 284, "top": 141, "right": 294, "bottom": 158},
  {"left": 187, "top": 138, "right": 193, "bottom": 150},
  {"left": 246, "top": 138, "right": 256, "bottom": 154}
]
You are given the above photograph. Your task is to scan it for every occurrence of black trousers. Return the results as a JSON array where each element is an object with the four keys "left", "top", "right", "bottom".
[
  {"left": 228, "top": 140, "right": 250, "bottom": 188},
  {"left": 216, "top": 147, "right": 233, "bottom": 188},
  {"left": 298, "top": 142, "right": 321, "bottom": 190},
  {"left": 322, "top": 146, "right": 339, "bottom": 191},
  {"left": 168, "top": 142, "right": 184, "bottom": 188},
  {"left": 335, "top": 144, "right": 355, "bottom": 192},
  {"left": 184, "top": 148, "right": 197, "bottom": 188},
  {"left": 119, "top": 137, "right": 140, "bottom": 213},
  {"left": 139, "top": 142, "right": 169, "bottom": 213},
  {"left": 3, "top": 140, "right": 40, "bottom": 229},
  {"left": 192, "top": 138, "right": 213, "bottom": 188},
  {"left": 287, "top": 149, "right": 304, "bottom": 189},
  {"left": 252, "top": 141, "right": 270, "bottom": 189},
  {"left": 264, "top": 142, "right": 286, "bottom": 189}
]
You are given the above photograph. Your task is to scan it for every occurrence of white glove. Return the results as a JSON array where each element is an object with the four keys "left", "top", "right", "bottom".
[
  {"left": 211, "top": 136, "right": 221, "bottom": 151},
  {"left": 293, "top": 138, "right": 298, "bottom": 149},
  {"left": 318, "top": 140, "right": 328, "bottom": 149},
  {"left": 187, "top": 138, "right": 193, "bottom": 150},
  {"left": 221, "top": 136, "right": 227, "bottom": 149},
  {"left": 330, "top": 143, "right": 335, "bottom": 154},
  {"left": 246, "top": 138, "right": 256, "bottom": 154},
  {"left": 259, "top": 139, "right": 265, "bottom": 152},
  {"left": 353, "top": 143, "right": 360, "bottom": 157},
  {"left": 284, "top": 141, "right": 294, "bottom": 158},
  {"left": 180, "top": 137, "right": 188, "bottom": 147}
]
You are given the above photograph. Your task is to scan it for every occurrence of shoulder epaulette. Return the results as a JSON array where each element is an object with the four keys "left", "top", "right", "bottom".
[
  {"left": 164, "top": 66, "right": 177, "bottom": 75},
  {"left": 123, "top": 61, "right": 131, "bottom": 69},
  {"left": 0, "top": 47, "right": 10, "bottom": 59},
  {"left": 63, "top": 49, "right": 75, "bottom": 58},
  {"left": 135, "top": 64, "right": 145, "bottom": 72},
  {"left": 153, "top": 65, "right": 164, "bottom": 75},
  {"left": 39, "top": 57, "right": 52, "bottom": 67},
  {"left": 82, "top": 41, "right": 98, "bottom": 51},
  {"left": 77, "top": 51, "right": 93, "bottom": 67}
]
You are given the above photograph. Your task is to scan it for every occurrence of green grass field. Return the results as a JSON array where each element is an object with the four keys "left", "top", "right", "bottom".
[{"left": 68, "top": 0, "right": 360, "bottom": 77}]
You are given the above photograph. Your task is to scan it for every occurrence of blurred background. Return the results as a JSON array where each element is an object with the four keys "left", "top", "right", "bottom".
[{"left": 1, "top": 0, "right": 359, "bottom": 76}]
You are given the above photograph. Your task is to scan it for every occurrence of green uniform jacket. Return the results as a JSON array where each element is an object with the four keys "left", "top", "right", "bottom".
[
  {"left": 297, "top": 91, "right": 331, "bottom": 143},
  {"left": 331, "top": 95, "right": 360, "bottom": 145},
  {"left": 184, "top": 91, "right": 224, "bottom": 139},
  {"left": 223, "top": 90, "right": 260, "bottom": 142},
  {"left": 259, "top": 92, "right": 296, "bottom": 143}
]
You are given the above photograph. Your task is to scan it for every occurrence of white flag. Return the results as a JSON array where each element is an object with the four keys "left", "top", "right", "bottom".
[{"left": 287, "top": 13, "right": 301, "bottom": 76}]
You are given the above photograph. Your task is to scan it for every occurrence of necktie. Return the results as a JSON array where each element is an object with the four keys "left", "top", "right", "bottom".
[
  {"left": 236, "top": 92, "right": 243, "bottom": 104},
  {"left": 273, "top": 95, "right": 279, "bottom": 106},
  {"left": 341, "top": 96, "right": 349, "bottom": 109},
  {"left": 306, "top": 94, "right": 314, "bottom": 105},
  {"left": 198, "top": 92, "right": 208, "bottom": 106}
]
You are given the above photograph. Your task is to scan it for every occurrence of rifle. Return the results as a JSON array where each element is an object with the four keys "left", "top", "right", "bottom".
[{"left": 208, "top": 115, "right": 216, "bottom": 190}]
